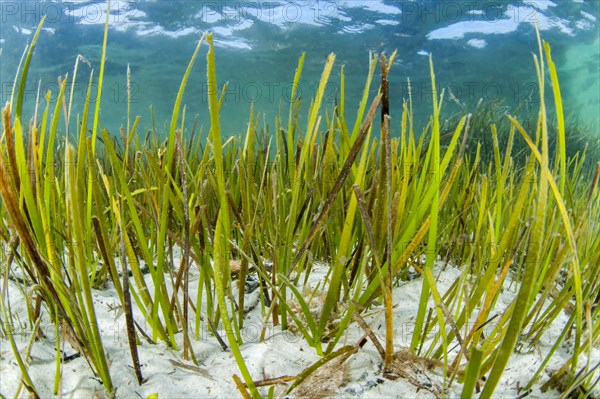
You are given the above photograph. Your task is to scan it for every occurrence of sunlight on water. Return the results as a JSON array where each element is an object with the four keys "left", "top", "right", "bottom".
[{"left": 1, "top": 0, "right": 598, "bottom": 136}]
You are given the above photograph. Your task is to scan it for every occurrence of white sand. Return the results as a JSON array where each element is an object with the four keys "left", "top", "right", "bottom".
[{"left": 1, "top": 260, "right": 597, "bottom": 398}]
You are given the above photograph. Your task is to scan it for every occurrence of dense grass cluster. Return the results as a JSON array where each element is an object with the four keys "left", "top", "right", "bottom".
[{"left": 1, "top": 9, "right": 599, "bottom": 399}]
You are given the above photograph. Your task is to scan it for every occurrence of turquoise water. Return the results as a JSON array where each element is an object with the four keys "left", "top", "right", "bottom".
[{"left": 1, "top": 0, "right": 598, "bottom": 139}]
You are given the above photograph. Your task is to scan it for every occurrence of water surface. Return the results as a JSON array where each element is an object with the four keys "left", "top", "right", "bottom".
[{"left": 1, "top": 0, "right": 598, "bottom": 139}]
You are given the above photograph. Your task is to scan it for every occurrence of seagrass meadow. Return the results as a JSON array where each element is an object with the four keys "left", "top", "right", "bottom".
[{"left": 1, "top": 8, "right": 599, "bottom": 399}]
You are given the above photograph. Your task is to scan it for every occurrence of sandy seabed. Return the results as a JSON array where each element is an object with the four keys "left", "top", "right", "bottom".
[{"left": 1, "top": 260, "right": 598, "bottom": 398}]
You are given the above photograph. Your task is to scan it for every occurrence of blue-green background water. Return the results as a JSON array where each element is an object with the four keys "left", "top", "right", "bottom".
[{"left": 1, "top": 0, "right": 599, "bottom": 139}]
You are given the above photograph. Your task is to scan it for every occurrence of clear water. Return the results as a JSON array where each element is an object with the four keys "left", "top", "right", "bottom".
[{"left": 1, "top": 0, "right": 598, "bottom": 139}]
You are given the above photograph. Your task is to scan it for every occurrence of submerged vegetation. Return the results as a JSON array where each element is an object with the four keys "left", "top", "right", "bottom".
[{"left": 1, "top": 7, "right": 599, "bottom": 399}]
